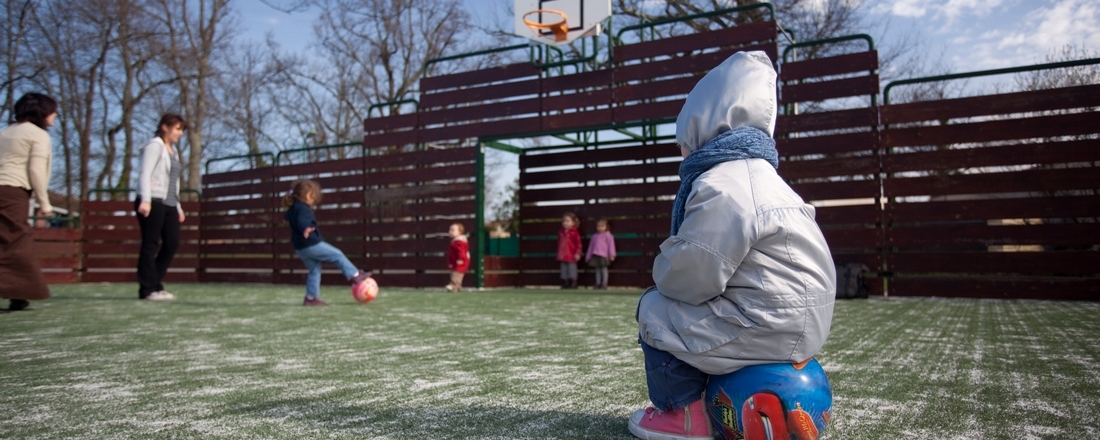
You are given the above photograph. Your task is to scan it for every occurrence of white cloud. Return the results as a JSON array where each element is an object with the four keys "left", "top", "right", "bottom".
[
  {"left": 887, "top": 0, "right": 929, "bottom": 17},
  {"left": 941, "top": 0, "right": 1007, "bottom": 21},
  {"left": 999, "top": 0, "right": 1099, "bottom": 59}
]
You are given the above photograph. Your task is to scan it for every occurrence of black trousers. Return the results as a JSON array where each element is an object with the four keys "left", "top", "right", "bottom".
[{"left": 135, "top": 199, "right": 180, "bottom": 298}]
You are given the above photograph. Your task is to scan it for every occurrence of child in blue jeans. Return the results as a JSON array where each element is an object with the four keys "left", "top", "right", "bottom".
[
  {"left": 628, "top": 51, "right": 836, "bottom": 439},
  {"left": 283, "top": 179, "right": 371, "bottom": 306}
]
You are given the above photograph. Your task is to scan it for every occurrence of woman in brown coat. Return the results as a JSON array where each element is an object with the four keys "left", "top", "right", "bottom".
[{"left": 0, "top": 92, "right": 57, "bottom": 311}]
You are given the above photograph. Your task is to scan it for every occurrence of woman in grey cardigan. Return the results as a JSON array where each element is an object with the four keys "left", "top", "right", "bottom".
[
  {"left": 628, "top": 52, "right": 836, "bottom": 440},
  {"left": 135, "top": 114, "right": 188, "bottom": 301},
  {"left": 0, "top": 93, "right": 57, "bottom": 311}
]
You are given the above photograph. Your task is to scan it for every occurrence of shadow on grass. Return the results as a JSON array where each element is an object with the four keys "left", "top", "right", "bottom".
[{"left": 229, "top": 398, "right": 635, "bottom": 439}]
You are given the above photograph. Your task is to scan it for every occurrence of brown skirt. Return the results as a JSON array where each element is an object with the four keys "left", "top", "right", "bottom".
[{"left": 0, "top": 186, "right": 50, "bottom": 300}]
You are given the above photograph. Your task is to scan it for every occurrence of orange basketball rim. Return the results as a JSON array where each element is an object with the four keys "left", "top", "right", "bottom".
[{"left": 523, "top": 9, "right": 569, "bottom": 42}]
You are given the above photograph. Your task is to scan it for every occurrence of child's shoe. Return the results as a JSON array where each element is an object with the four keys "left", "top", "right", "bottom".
[
  {"left": 303, "top": 296, "right": 327, "bottom": 306},
  {"left": 627, "top": 399, "right": 712, "bottom": 440}
]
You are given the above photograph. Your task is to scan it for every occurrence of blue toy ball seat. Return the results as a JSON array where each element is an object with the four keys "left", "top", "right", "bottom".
[{"left": 705, "top": 358, "right": 832, "bottom": 440}]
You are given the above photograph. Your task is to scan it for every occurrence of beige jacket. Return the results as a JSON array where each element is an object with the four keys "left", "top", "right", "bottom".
[{"left": 0, "top": 122, "right": 53, "bottom": 213}]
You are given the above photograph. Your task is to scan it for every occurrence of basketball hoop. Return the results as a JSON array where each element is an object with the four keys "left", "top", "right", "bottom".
[{"left": 523, "top": 9, "right": 569, "bottom": 42}]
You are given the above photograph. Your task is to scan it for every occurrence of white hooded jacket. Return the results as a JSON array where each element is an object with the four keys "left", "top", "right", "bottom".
[{"left": 637, "top": 51, "right": 836, "bottom": 375}]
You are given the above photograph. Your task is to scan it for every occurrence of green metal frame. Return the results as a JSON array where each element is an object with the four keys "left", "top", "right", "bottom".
[
  {"left": 367, "top": 99, "right": 419, "bottom": 118},
  {"left": 614, "top": 2, "right": 775, "bottom": 44},
  {"left": 204, "top": 152, "right": 275, "bottom": 175},
  {"left": 474, "top": 144, "right": 486, "bottom": 288},
  {"left": 883, "top": 57, "right": 1100, "bottom": 105},
  {"left": 781, "top": 34, "right": 874, "bottom": 63},
  {"left": 274, "top": 142, "right": 364, "bottom": 166}
]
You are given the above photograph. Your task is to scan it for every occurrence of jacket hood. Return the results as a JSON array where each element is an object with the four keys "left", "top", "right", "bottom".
[{"left": 675, "top": 51, "right": 778, "bottom": 152}]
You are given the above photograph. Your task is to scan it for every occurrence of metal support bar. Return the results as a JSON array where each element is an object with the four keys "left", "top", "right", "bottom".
[
  {"left": 883, "top": 57, "right": 1100, "bottom": 105},
  {"left": 552, "top": 134, "right": 586, "bottom": 146},
  {"left": 781, "top": 34, "right": 875, "bottom": 63},
  {"left": 274, "top": 142, "right": 364, "bottom": 166},
  {"left": 474, "top": 144, "right": 486, "bottom": 289},
  {"left": 204, "top": 152, "right": 275, "bottom": 174},
  {"left": 614, "top": 127, "right": 647, "bottom": 141},
  {"left": 483, "top": 140, "right": 524, "bottom": 155}
]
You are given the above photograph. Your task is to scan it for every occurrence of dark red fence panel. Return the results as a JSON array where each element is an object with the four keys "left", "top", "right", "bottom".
[
  {"left": 33, "top": 226, "right": 81, "bottom": 284},
  {"left": 83, "top": 196, "right": 200, "bottom": 284},
  {"left": 517, "top": 142, "right": 681, "bottom": 287},
  {"left": 879, "top": 83, "right": 1100, "bottom": 299},
  {"left": 777, "top": 45, "right": 883, "bottom": 276},
  {"left": 200, "top": 166, "right": 277, "bottom": 284}
]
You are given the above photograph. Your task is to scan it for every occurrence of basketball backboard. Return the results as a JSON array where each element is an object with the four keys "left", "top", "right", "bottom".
[{"left": 514, "top": 0, "right": 611, "bottom": 46}]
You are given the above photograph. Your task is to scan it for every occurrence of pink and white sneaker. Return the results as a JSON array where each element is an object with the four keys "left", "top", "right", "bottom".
[{"left": 628, "top": 399, "right": 713, "bottom": 440}]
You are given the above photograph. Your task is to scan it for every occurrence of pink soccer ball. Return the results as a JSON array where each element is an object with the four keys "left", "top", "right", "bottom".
[{"left": 352, "top": 277, "right": 379, "bottom": 304}]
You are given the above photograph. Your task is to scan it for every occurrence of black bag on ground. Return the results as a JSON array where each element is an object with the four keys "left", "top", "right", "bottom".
[{"left": 834, "top": 262, "right": 870, "bottom": 299}]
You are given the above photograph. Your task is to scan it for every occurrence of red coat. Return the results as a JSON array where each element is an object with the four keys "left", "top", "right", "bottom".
[
  {"left": 557, "top": 227, "right": 582, "bottom": 263},
  {"left": 448, "top": 237, "right": 470, "bottom": 273}
]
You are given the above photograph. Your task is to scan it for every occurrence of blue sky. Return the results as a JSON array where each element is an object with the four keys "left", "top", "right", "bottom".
[{"left": 239, "top": 0, "right": 1100, "bottom": 74}]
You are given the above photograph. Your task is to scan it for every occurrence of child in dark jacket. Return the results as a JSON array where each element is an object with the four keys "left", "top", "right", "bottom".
[
  {"left": 283, "top": 179, "right": 371, "bottom": 306},
  {"left": 446, "top": 222, "right": 469, "bottom": 292},
  {"left": 556, "top": 212, "right": 582, "bottom": 289}
]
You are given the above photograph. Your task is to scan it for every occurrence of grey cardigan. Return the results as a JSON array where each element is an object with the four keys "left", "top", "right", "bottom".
[{"left": 136, "top": 137, "right": 183, "bottom": 215}]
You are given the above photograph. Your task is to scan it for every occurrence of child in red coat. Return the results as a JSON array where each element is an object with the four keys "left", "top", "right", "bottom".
[
  {"left": 557, "top": 212, "right": 582, "bottom": 289},
  {"left": 446, "top": 223, "right": 470, "bottom": 292}
]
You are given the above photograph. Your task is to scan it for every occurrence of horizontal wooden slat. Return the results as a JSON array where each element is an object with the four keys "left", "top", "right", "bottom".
[
  {"left": 522, "top": 181, "right": 679, "bottom": 201},
  {"left": 420, "top": 62, "right": 540, "bottom": 92},
  {"left": 362, "top": 130, "right": 418, "bottom": 148},
  {"left": 421, "top": 78, "right": 539, "bottom": 109},
  {"left": 419, "top": 117, "right": 542, "bottom": 144},
  {"left": 517, "top": 255, "right": 655, "bottom": 271},
  {"left": 38, "top": 257, "right": 80, "bottom": 268},
  {"left": 202, "top": 181, "right": 273, "bottom": 199},
  {"left": 420, "top": 98, "right": 540, "bottom": 126},
  {"left": 542, "top": 69, "right": 612, "bottom": 93},
  {"left": 615, "top": 21, "right": 777, "bottom": 63},
  {"left": 887, "top": 223, "right": 1100, "bottom": 248},
  {"left": 780, "top": 51, "right": 878, "bottom": 81},
  {"left": 31, "top": 228, "right": 82, "bottom": 241},
  {"left": 814, "top": 204, "right": 882, "bottom": 225},
  {"left": 884, "top": 196, "right": 1100, "bottom": 223},
  {"left": 776, "top": 107, "right": 877, "bottom": 135},
  {"left": 84, "top": 258, "right": 199, "bottom": 268},
  {"left": 201, "top": 243, "right": 275, "bottom": 254},
  {"left": 43, "top": 272, "right": 79, "bottom": 284},
  {"left": 202, "top": 167, "right": 274, "bottom": 185},
  {"left": 520, "top": 237, "right": 664, "bottom": 255},
  {"left": 779, "top": 156, "right": 879, "bottom": 180},
  {"left": 612, "top": 100, "right": 682, "bottom": 124},
  {"left": 363, "top": 113, "right": 418, "bottom": 132},
  {"left": 883, "top": 167, "right": 1097, "bottom": 198},
  {"left": 882, "top": 112, "right": 1098, "bottom": 147},
  {"left": 364, "top": 183, "right": 475, "bottom": 201},
  {"left": 613, "top": 75, "right": 700, "bottom": 103},
  {"left": 520, "top": 143, "right": 677, "bottom": 168},
  {"left": 84, "top": 243, "right": 199, "bottom": 254},
  {"left": 272, "top": 157, "right": 365, "bottom": 178},
  {"left": 201, "top": 272, "right": 273, "bottom": 284},
  {"left": 521, "top": 200, "right": 672, "bottom": 220},
  {"left": 790, "top": 179, "right": 880, "bottom": 201},
  {"left": 821, "top": 227, "right": 883, "bottom": 249},
  {"left": 483, "top": 273, "right": 520, "bottom": 287},
  {"left": 880, "top": 83, "right": 1100, "bottom": 124},
  {"left": 776, "top": 131, "right": 877, "bottom": 156},
  {"left": 614, "top": 43, "right": 777, "bottom": 83},
  {"left": 543, "top": 89, "right": 613, "bottom": 113},
  {"left": 887, "top": 251, "right": 1100, "bottom": 275},
  {"left": 543, "top": 109, "right": 615, "bottom": 131},
  {"left": 885, "top": 276, "right": 1100, "bottom": 301},
  {"left": 881, "top": 139, "right": 1100, "bottom": 174},
  {"left": 522, "top": 162, "right": 679, "bottom": 186},
  {"left": 33, "top": 242, "right": 81, "bottom": 254},
  {"left": 484, "top": 256, "right": 520, "bottom": 271},
  {"left": 781, "top": 74, "right": 878, "bottom": 103}
]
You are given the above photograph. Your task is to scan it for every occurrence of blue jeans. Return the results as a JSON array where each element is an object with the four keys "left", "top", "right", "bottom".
[
  {"left": 640, "top": 338, "right": 709, "bottom": 411},
  {"left": 295, "top": 242, "right": 358, "bottom": 298}
]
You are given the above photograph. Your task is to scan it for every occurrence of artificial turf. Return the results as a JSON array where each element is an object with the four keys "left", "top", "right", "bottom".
[{"left": 2, "top": 284, "right": 1098, "bottom": 439}]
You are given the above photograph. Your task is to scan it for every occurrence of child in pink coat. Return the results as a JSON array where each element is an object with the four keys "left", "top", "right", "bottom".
[{"left": 585, "top": 218, "right": 616, "bottom": 289}]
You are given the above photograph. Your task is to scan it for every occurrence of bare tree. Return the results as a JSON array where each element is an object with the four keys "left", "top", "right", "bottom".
[
  {"left": 154, "top": 0, "right": 235, "bottom": 190},
  {"left": 213, "top": 40, "right": 283, "bottom": 166},
  {"left": 270, "top": 0, "right": 472, "bottom": 150},
  {"left": 1, "top": 0, "right": 44, "bottom": 122},
  {"left": 34, "top": 0, "right": 115, "bottom": 203}
]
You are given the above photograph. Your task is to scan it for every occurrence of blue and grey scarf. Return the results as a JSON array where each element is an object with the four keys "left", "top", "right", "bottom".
[{"left": 670, "top": 126, "right": 779, "bottom": 236}]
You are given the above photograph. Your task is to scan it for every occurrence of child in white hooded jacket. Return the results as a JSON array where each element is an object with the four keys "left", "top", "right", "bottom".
[{"left": 628, "top": 51, "right": 836, "bottom": 440}]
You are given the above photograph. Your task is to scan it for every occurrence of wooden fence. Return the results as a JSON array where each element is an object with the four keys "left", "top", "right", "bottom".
[{"left": 31, "top": 17, "right": 1100, "bottom": 299}]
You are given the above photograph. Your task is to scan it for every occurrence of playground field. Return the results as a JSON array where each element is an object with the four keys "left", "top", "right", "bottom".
[{"left": 2, "top": 284, "right": 1098, "bottom": 439}]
